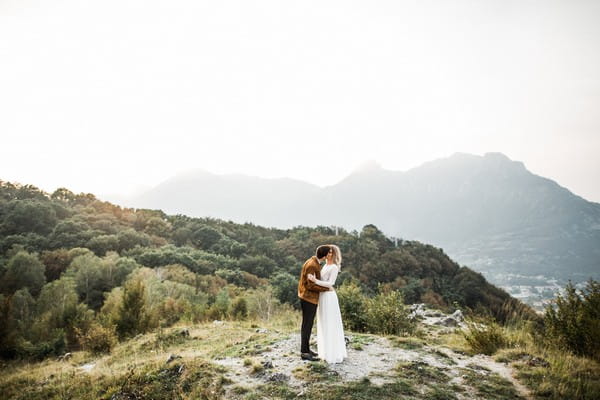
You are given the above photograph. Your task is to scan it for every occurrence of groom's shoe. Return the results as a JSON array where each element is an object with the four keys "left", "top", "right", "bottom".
[{"left": 301, "top": 352, "right": 320, "bottom": 361}]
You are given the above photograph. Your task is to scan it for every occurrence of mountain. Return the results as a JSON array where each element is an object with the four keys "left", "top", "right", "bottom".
[
  {"left": 127, "top": 153, "right": 600, "bottom": 281},
  {"left": 130, "top": 169, "right": 320, "bottom": 228}
]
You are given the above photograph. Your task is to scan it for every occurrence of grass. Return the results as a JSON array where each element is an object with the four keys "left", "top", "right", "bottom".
[
  {"left": 492, "top": 332, "right": 600, "bottom": 399},
  {"left": 348, "top": 333, "right": 376, "bottom": 351},
  {"left": 395, "top": 360, "right": 449, "bottom": 384},
  {"left": 426, "top": 384, "right": 460, "bottom": 400},
  {"left": 292, "top": 361, "right": 339, "bottom": 383},
  {"left": 512, "top": 347, "right": 600, "bottom": 399},
  {"left": 388, "top": 336, "right": 426, "bottom": 350},
  {"left": 2, "top": 313, "right": 599, "bottom": 400},
  {"left": 432, "top": 348, "right": 457, "bottom": 365},
  {"left": 461, "top": 368, "right": 523, "bottom": 399},
  {"left": 436, "top": 330, "right": 472, "bottom": 355},
  {"left": 295, "top": 377, "right": 417, "bottom": 400},
  {"left": 462, "top": 320, "right": 508, "bottom": 355},
  {"left": 0, "top": 319, "right": 291, "bottom": 400},
  {"left": 0, "top": 358, "right": 229, "bottom": 400},
  {"left": 286, "top": 373, "right": 462, "bottom": 400}
]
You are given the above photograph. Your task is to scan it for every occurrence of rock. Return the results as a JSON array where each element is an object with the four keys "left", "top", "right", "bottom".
[
  {"left": 180, "top": 329, "right": 190, "bottom": 337},
  {"left": 443, "top": 317, "right": 459, "bottom": 327},
  {"left": 524, "top": 355, "right": 550, "bottom": 368},
  {"left": 213, "top": 320, "right": 224, "bottom": 325},
  {"left": 409, "top": 303, "right": 426, "bottom": 313},
  {"left": 434, "top": 317, "right": 459, "bottom": 327},
  {"left": 79, "top": 362, "right": 96, "bottom": 373},
  {"left": 408, "top": 303, "right": 427, "bottom": 319},
  {"left": 166, "top": 354, "right": 182, "bottom": 364},
  {"left": 450, "top": 310, "right": 464, "bottom": 322},
  {"left": 266, "top": 373, "right": 289, "bottom": 382},
  {"left": 256, "top": 328, "right": 268, "bottom": 334},
  {"left": 425, "top": 311, "right": 445, "bottom": 318},
  {"left": 262, "top": 360, "right": 274, "bottom": 369},
  {"left": 57, "top": 352, "right": 72, "bottom": 362}
]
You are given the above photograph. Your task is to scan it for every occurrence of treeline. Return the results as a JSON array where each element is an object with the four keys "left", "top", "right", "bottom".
[{"left": 0, "top": 180, "right": 535, "bottom": 359}]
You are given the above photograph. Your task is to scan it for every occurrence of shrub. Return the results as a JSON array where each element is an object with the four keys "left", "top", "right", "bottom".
[
  {"left": 337, "top": 281, "right": 368, "bottom": 332},
  {"left": 231, "top": 297, "right": 248, "bottom": 320},
  {"left": 365, "top": 289, "right": 414, "bottom": 335},
  {"left": 16, "top": 329, "right": 66, "bottom": 360},
  {"left": 544, "top": 279, "right": 600, "bottom": 361},
  {"left": 77, "top": 322, "right": 117, "bottom": 354},
  {"left": 245, "top": 286, "right": 282, "bottom": 321},
  {"left": 156, "top": 297, "right": 189, "bottom": 327},
  {"left": 463, "top": 319, "right": 507, "bottom": 355}
]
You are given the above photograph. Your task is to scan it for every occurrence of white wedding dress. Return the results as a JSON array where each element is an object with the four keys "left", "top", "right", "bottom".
[{"left": 315, "top": 263, "right": 347, "bottom": 363}]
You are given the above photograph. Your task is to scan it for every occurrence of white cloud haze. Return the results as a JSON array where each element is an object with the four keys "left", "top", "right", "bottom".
[{"left": 1, "top": 0, "right": 599, "bottom": 201}]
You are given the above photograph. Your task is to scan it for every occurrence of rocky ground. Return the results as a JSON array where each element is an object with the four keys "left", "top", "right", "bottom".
[{"left": 211, "top": 305, "right": 532, "bottom": 399}]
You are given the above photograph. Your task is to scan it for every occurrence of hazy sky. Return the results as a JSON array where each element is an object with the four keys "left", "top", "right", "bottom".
[{"left": 1, "top": 0, "right": 599, "bottom": 202}]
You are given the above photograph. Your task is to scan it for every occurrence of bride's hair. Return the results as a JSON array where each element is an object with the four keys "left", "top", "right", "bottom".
[{"left": 329, "top": 244, "right": 342, "bottom": 268}]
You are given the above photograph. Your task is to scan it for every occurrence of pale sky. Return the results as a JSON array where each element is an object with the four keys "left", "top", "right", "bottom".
[{"left": 1, "top": 0, "right": 599, "bottom": 202}]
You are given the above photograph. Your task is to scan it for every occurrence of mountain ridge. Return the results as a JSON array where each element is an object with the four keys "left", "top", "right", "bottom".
[{"left": 122, "top": 152, "right": 600, "bottom": 282}]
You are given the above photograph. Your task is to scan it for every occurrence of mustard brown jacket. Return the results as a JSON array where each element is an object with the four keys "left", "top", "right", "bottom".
[{"left": 297, "top": 256, "right": 330, "bottom": 304}]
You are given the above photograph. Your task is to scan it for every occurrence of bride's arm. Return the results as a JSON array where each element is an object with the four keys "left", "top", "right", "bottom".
[{"left": 309, "top": 266, "right": 339, "bottom": 288}]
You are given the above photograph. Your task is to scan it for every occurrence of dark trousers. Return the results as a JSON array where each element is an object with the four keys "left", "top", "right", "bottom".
[{"left": 300, "top": 299, "right": 318, "bottom": 353}]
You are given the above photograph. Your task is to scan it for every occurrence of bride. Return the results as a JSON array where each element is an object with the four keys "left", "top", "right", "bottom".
[{"left": 308, "top": 244, "right": 347, "bottom": 364}]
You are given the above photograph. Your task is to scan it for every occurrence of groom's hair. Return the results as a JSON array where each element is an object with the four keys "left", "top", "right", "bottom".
[{"left": 315, "top": 245, "right": 331, "bottom": 259}]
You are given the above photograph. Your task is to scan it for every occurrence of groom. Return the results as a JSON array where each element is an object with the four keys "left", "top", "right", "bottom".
[{"left": 297, "top": 245, "right": 331, "bottom": 361}]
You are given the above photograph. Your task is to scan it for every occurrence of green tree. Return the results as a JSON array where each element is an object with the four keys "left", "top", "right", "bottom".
[
  {"left": 87, "top": 234, "right": 119, "bottom": 256},
  {"left": 270, "top": 272, "right": 299, "bottom": 307},
  {"left": 115, "top": 279, "right": 148, "bottom": 339},
  {"left": 193, "top": 225, "right": 222, "bottom": 250},
  {"left": 0, "top": 199, "right": 58, "bottom": 236},
  {"left": 35, "top": 277, "right": 92, "bottom": 348},
  {"left": 144, "top": 217, "right": 172, "bottom": 238},
  {"left": 49, "top": 218, "right": 93, "bottom": 249},
  {"left": 400, "top": 279, "right": 425, "bottom": 304},
  {"left": 50, "top": 187, "right": 76, "bottom": 203},
  {"left": 67, "top": 254, "right": 103, "bottom": 308},
  {"left": 117, "top": 228, "right": 151, "bottom": 252},
  {"left": 172, "top": 227, "right": 193, "bottom": 247},
  {"left": 239, "top": 255, "right": 277, "bottom": 278},
  {"left": 1, "top": 251, "right": 46, "bottom": 296},
  {"left": 9, "top": 289, "right": 36, "bottom": 337},
  {"left": 0, "top": 294, "right": 19, "bottom": 357}
]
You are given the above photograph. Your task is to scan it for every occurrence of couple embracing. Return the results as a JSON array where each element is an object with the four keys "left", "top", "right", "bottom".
[{"left": 297, "top": 244, "right": 347, "bottom": 363}]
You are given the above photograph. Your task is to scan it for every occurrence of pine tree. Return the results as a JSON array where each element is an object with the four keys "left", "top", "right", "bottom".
[{"left": 115, "top": 279, "right": 147, "bottom": 339}]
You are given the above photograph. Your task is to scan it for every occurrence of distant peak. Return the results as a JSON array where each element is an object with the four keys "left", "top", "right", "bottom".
[
  {"left": 354, "top": 160, "right": 383, "bottom": 173},
  {"left": 484, "top": 152, "right": 511, "bottom": 161}
]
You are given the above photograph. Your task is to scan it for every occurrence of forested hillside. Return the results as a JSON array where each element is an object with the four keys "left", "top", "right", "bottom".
[{"left": 0, "top": 180, "right": 534, "bottom": 359}]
